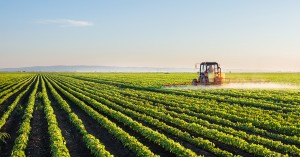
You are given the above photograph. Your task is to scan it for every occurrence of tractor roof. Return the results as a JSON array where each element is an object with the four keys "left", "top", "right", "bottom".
[{"left": 200, "top": 62, "right": 219, "bottom": 65}]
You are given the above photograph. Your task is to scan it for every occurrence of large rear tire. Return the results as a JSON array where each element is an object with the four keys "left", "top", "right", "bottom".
[
  {"left": 215, "top": 77, "right": 222, "bottom": 85},
  {"left": 192, "top": 79, "right": 198, "bottom": 86}
]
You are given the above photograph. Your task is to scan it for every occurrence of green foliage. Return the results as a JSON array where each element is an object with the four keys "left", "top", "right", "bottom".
[
  {"left": 0, "top": 132, "right": 10, "bottom": 144},
  {"left": 45, "top": 77, "right": 153, "bottom": 157},
  {"left": 47, "top": 72, "right": 300, "bottom": 156},
  {"left": 40, "top": 78, "right": 70, "bottom": 157},
  {"left": 1, "top": 73, "right": 300, "bottom": 157},
  {"left": 11, "top": 76, "right": 39, "bottom": 156},
  {"left": 36, "top": 91, "right": 43, "bottom": 99}
]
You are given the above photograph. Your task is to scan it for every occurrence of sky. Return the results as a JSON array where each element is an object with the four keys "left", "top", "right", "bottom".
[{"left": 0, "top": 0, "right": 300, "bottom": 71}]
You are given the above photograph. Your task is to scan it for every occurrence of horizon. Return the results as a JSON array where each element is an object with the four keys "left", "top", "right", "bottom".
[
  {"left": 1, "top": 1, "right": 300, "bottom": 71},
  {"left": 1, "top": 65, "right": 299, "bottom": 73}
]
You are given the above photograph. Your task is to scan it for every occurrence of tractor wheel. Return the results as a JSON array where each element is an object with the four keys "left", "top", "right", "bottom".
[
  {"left": 215, "top": 77, "right": 222, "bottom": 85},
  {"left": 192, "top": 79, "right": 198, "bottom": 86}
]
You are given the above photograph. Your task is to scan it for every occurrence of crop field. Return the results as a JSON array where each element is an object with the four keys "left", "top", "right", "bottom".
[{"left": 0, "top": 72, "right": 299, "bottom": 157}]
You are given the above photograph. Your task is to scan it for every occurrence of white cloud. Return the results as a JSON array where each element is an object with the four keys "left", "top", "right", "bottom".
[{"left": 39, "top": 19, "right": 93, "bottom": 27}]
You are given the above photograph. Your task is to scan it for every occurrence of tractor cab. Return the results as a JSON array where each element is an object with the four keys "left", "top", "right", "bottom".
[{"left": 192, "top": 62, "right": 224, "bottom": 85}]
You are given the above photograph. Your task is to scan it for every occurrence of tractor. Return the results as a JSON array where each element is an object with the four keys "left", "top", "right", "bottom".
[{"left": 192, "top": 62, "right": 225, "bottom": 85}]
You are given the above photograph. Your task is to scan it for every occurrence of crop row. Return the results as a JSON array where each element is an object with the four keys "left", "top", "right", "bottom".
[
  {"left": 197, "top": 89, "right": 300, "bottom": 106},
  {"left": 0, "top": 77, "right": 37, "bottom": 130},
  {"left": 47, "top": 76, "right": 233, "bottom": 156},
  {"left": 116, "top": 87, "right": 299, "bottom": 136},
  {"left": 45, "top": 76, "right": 199, "bottom": 157},
  {"left": 49, "top": 75, "right": 299, "bottom": 156},
  {"left": 11, "top": 76, "right": 40, "bottom": 156},
  {"left": 53, "top": 74, "right": 300, "bottom": 142},
  {"left": 44, "top": 77, "right": 156, "bottom": 157},
  {"left": 0, "top": 76, "right": 34, "bottom": 105},
  {"left": 0, "top": 76, "right": 33, "bottom": 91},
  {"left": 61, "top": 74, "right": 299, "bottom": 125},
  {"left": 57, "top": 75, "right": 299, "bottom": 137},
  {"left": 61, "top": 74, "right": 297, "bottom": 111},
  {"left": 41, "top": 77, "right": 70, "bottom": 156}
]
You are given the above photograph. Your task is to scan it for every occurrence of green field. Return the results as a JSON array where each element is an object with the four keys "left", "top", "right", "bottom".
[{"left": 0, "top": 73, "right": 299, "bottom": 157}]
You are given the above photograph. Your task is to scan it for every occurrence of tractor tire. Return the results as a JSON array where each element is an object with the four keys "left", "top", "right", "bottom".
[
  {"left": 192, "top": 79, "right": 198, "bottom": 86},
  {"left": 215, "top": 77, "right": 222, "bottom": 85}
]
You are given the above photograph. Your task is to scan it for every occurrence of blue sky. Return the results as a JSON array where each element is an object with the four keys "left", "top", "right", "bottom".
[{"left": 1, "top": 1, "right": 300, "bottom": 71}]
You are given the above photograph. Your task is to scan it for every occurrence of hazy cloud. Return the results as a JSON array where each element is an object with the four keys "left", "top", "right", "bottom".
[{"left": 39, "top": 19, "right": 93, "bottom": 27}]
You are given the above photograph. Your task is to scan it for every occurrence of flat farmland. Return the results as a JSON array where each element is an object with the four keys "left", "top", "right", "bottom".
[{"left": 0, "top": 73, "right": 299, "bottom": 157}]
